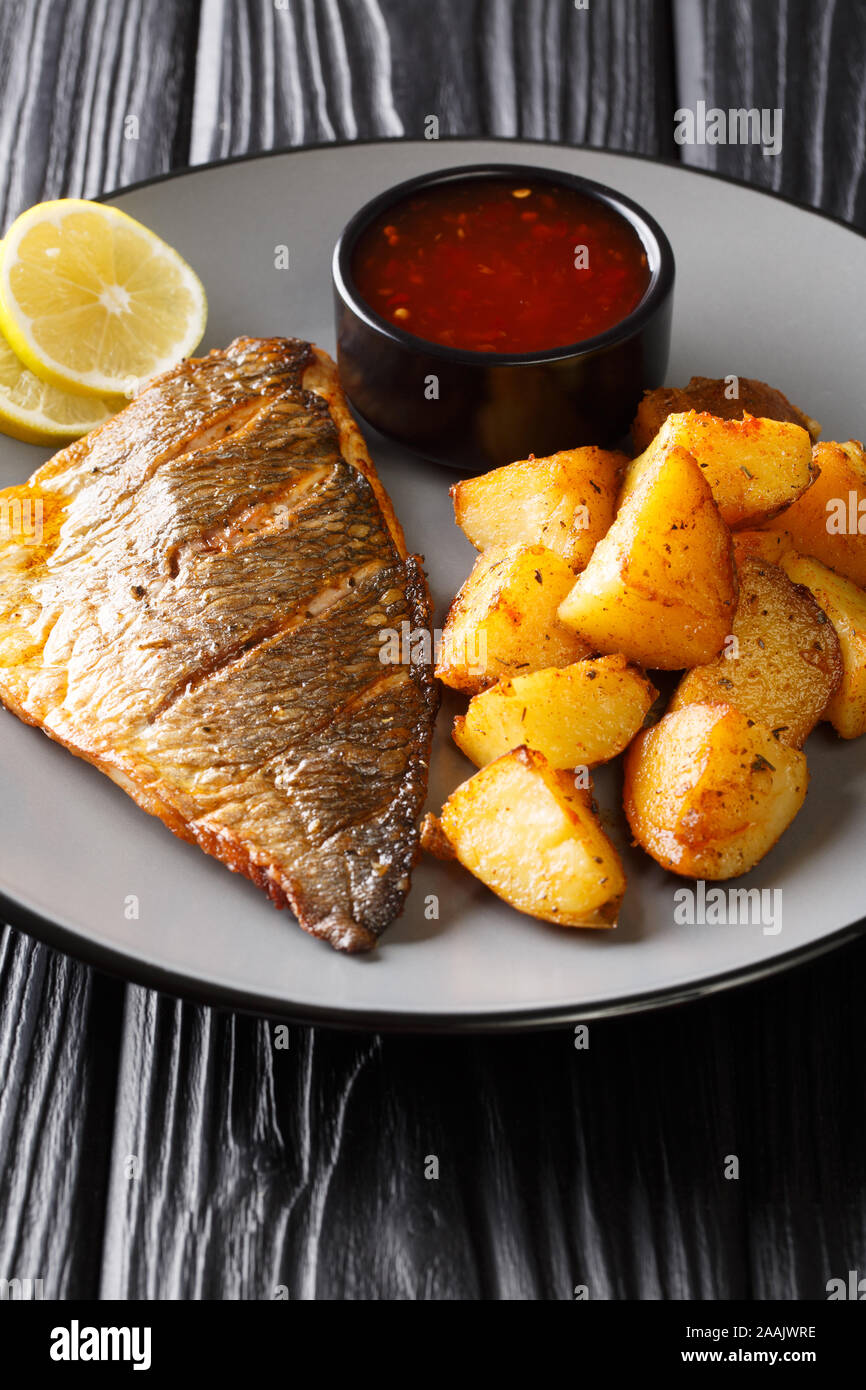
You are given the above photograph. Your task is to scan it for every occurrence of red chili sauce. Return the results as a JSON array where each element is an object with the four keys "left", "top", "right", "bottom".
[{"left": 351, "top": 177, "right": 651, "bottom": 354}]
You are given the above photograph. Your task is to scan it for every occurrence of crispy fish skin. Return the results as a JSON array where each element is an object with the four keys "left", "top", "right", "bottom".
[{"left": 0, "top": 337, "right": 437, "bottom": 952}]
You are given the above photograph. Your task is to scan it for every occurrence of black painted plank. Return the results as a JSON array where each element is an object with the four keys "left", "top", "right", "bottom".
[
  {"left": 99, "top": 936, "right": 866, "bottom": 1300},
  {"left": 189, "top": 0, "right": 676, "bottom": 159},
  {"left": 0, "top": 931, "right": 123, "bottom": 1298},
  {"left": 0, "top": 0, "right": 200, "bottom": 222},
  {"left": 673, "top": 0, "right": 866, "bottom": 228}
]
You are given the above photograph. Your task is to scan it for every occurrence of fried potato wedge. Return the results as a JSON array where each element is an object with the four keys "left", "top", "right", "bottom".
[
  {"left": 452, "top": 655, "right": 658, "bottom": 770},
  {"left": 624, "top": 703, "right": 808, "bottom": 879},
  {"left": 632, "top": 376, "right": 820, "bottom": 452},
  {"left": 450, "top": 446, "right": 626, "bottom": 572},
  {"left": 435, "top": 543, "right": 591, "bottom": 694},
  {"left": 761, "top": 440, "right": 866, "bottom": 587},
  {"left": 557, "top": 445, "right": 737, "bottom": 669},
  {"left": 669, "top": 557, "right": 842, "bottom": 747},
  {"left": 621, "top": 413, "right": 815, "bottom": 528},
  {"left": 779, "top": 552, "right": 866, "bottom": 739},
  {"left": 732, "top": 529, "right": 795, "bottom": 568},
  {"left": 421, "top": 747, "right": 625, "bottom": 927}
]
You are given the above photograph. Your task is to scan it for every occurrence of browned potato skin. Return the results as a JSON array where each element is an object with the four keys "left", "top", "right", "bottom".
[
  {"left": 623, "top": 412, "right": 815, "bottom": 529},
  {"left": 450, "top": 447, "right": 627, "bottom": 572},
  {"left": 421, "top": 747, "right": 625, "bottom": 928},
  {"left": 780, "top": 552, "right": 866, "bottom": 739},
  {"left": 435, "top": 543, "right": 591, "bottom": 695},
  {"left": 558, "top": 444, "right": 737, "bottom": 670},
  {"left": 632, "top": 376, "right": 820, "bottom": 452},
  {"left": 669, "top": 557, "right": 843, "bottom": 747},
  {"left": 761, "top": 440, "right": 866, "bottom": 588},
  {"left": 624, "top": 703, "right": 809, "bottom": 880}
]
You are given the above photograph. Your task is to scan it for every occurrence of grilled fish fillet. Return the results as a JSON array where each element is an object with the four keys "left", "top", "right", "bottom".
[{"left": 0, "top": 337, "right": 437, "bottom": 952}]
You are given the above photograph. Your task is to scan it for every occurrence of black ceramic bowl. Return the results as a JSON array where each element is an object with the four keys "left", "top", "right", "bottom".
[{"left": 332, "top": 163, "right": 675, "bottom": 472}]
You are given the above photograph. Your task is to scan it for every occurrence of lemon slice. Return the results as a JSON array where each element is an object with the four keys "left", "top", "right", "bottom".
[
  {"left": 0, "top": 199, "right": 207, "bottom": 398},
  {"left": 0, "top": 328, "right": 114, "bottom": 444},
  {"left": 0, "top": 239, "right": 114, "bottom": 445}
]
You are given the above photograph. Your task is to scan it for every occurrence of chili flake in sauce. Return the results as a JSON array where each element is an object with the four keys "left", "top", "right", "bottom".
[{"left": 351, "top": 177, "right": 651, "bottom": 354}]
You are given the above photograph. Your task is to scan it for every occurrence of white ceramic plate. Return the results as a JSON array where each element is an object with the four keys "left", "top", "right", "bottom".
[{"left": 1, "top": 140, "right": 864, "bottom": 1029}]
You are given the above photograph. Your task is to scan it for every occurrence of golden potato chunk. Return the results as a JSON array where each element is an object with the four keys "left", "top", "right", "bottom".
[
  {"left": 624, "top": 703, "right": 809, "bottom": 879},
  {"left": 732, "top": 529, "right": 795, "bottom": 568},
  {"left": 452, "top": 656, "right": 657, "bottom": 769},
  {"left": 557, "top": 445, "right": 737, "bottom": 669},
  {"left": 669, "top": 557, "right": 842, "bottom": 747},
  {"left": 631, "top": 376, "right": 820, "bottom": 452},
  {"left": 762, "top": 440, "right": 866, "bottom": 587},
  {"left": 450, "top": 447, "right": 626, "bottom": 572},
  {"left": 780, "top": 553, "right": 866, "bottom": 739},
  {"left": 421, "top": 747, "right": 625, "bottom": 927},
  {"left": 622, "top": 412, "right": 814, "bottom": 529},
  {"left": 435, "top": 544, "right": 591, "bottom": 694}
]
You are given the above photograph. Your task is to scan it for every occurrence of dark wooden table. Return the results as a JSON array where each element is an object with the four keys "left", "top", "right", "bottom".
[{"left": 0, "top": 0, "right": 864, "bottom": 1301}]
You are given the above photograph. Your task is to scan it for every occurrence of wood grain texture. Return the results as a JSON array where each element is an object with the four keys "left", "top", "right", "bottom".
[
  {"left": 98, "top": 936, "right": 866, "bottom": 1300},
  {"left": 190, "top": 0, "right": 676, "bottom": 160},
  {"left": 0, "top": 0, "right": 199, "bottom": 221},
  {"left": 0, "top": 930, "right": 123, "bottom": 1298},
  {"left": 0, "top": 0, "right": 865, "bottom": 1303},
  {"left": 673, "top": 0, "right": 866, "bottom": 227}
]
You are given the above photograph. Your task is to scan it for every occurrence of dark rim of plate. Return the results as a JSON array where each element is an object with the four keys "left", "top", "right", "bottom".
[{"left": 2, "top": 878, "right": 864, "bottom": 1033}]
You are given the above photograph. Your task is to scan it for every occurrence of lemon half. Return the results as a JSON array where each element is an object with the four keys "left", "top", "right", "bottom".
[{"left": 0, "top": 199, "right": 207, "bottom": 399}]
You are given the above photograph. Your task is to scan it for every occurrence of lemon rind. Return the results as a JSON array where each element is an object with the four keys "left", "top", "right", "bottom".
[{"left": 0, "top": 199, "right": 207, "bottom": 398}]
